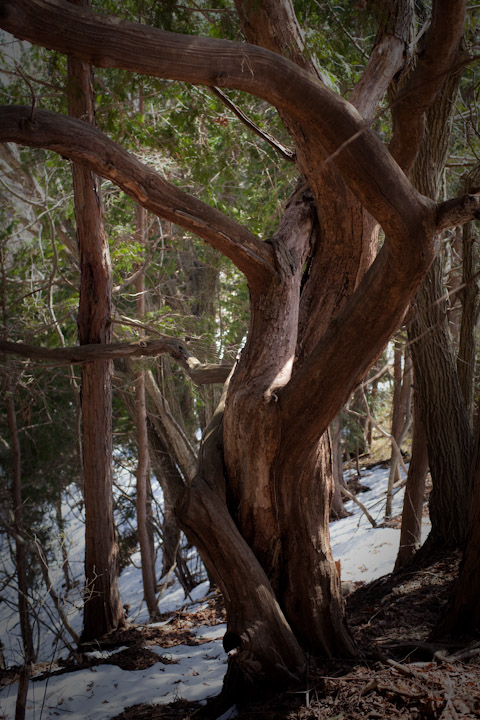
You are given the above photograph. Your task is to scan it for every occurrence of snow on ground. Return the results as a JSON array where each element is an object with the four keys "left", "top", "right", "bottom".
[
  {"left": 0, "top": 464, "right": 431, "bottom": 720},
  {"left": 331, "top": 464, "right": 430, "bottom": 582}
]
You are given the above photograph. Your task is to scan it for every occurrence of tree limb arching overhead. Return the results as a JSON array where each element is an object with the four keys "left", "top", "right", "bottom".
[
  {"left": 0, "top": 107, "right": 274, "bottom": 293},
  {"left": 0, "top": 0, "right": 433, "bottom": 237}
]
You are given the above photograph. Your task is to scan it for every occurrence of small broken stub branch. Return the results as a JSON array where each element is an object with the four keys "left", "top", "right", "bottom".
[
  {"left": 436, "top": 191, "right": 480, "bottom": 232},
  {"left": 0, "top": 339, "right": 232, "bottom": 385}
]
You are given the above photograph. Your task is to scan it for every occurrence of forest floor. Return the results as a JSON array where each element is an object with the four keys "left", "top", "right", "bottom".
[
  {"left": 106, "top": 551, "right": 480, "bottom": 720},
  {"left": 2, "top": 466, "right": 479, "bottom": 719}
]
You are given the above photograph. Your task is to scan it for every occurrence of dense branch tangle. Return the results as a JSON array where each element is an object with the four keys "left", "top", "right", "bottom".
[{"left": 0, "top": 0, "right": 472, "bottom": 704}]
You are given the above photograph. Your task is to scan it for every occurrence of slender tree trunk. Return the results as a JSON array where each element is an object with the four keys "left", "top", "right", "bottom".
[
  {"left": 6, "top": 377, "right": 34, "bottom": 720},
  {"left": 1, "top": 244, "right": 33, "bottom": 720},
  {"left": 395, "top": 389, "right": 429, "bottom": 569},
  {"left": 147, "top": 420, "right": 196, "bottom": 592},
  {"left": 134, "top": 204, "right": 158, "bottom": 619},
  {"left": 386, "top": 342, "right": 412, "bottom": 519},
  {"left": 331, "top": 417, "right": 349, "bottom": 520},
  {"left": 407, "top": 63, "right": 474, "bottom": 549},
  {"left": 55, "top": 498, "right": 72, "bottom": 592},
  {"left": 67, "top": 0, "right": 124, "bottom": 640}
]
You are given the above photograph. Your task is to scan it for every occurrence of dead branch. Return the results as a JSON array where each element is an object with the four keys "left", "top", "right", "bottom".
[
  {"left": 0, "top": 338, "right": 233, "bottom": 384},
  {"left": 340, "top": 485, "right": 377, "bottom": 528}
]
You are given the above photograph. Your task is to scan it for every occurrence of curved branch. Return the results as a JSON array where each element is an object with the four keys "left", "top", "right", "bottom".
[
  {"left": 0, "top": 0, "right": 430, "bottom": 242},
  {"left": 0, "top": 106, "right": 275, "bottom": 291}
]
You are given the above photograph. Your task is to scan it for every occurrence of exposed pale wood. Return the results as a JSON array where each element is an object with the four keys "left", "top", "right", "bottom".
[{"left": 436, "top": 192, "right": 480, "bottom": 232}]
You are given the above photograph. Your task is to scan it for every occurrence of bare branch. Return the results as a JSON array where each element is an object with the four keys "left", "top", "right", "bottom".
[
  {"left": 211, "top": 87, "right": 295, "bottom": 162},
  {"left": 0, "top": 338, "right": 232, "bottom": 384},
  {"left": 340, "top": 485, "right": 377, "bottom": 528}
]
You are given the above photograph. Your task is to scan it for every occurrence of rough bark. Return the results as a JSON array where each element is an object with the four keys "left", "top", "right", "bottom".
[
  {"left": 0, "top": 337, "right": 233, "bottom": 384},
  {"left": 67, "top": 17, "right": 124, "bottom": 640},
  {"left": 390, "top": 0, "right": 467, "bottom": 172},
  {"left": 409, "top": 254, "right": 474, "bottom": 548},
  {"left": 177, "top": 396, "right": 306, "bottom": 700},
  {"left": 407, "top": 63, "right": 474, "bottom": 550},
  {"left": 0, "top": 0, "right": 474, "bottom": 701}
]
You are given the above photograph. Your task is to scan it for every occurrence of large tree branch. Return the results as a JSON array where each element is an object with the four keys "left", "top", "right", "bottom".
[
  {"left": 0, "top": 338, "right": 232, "bottom": 384},
  {"left": 0, "top": 0, "right": 431, "bottom": 243},
  {"left": 0, "top": 106, "right": 274, "bottom": 291},
  {"left": 389, "top": 0, "right": 467, "bottom": 172}
]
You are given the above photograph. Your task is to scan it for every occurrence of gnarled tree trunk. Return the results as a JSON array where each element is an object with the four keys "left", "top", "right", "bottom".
[{"left": 0, "top": 0, "right": 473, "bottom": 705}]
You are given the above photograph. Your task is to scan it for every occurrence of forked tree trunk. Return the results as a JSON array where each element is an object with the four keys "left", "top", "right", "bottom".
[
  {"left": 68, "top": 3, "right": 124, "bottom": 640},
  {"left": 0, "top": 0, "right": 470, "bottom": 705},
  {"left": 177, "top": 186, "right": 357, "bottom": 701}
]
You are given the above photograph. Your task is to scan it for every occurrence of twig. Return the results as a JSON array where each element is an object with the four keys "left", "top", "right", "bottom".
[
  {"left": 15, "top": 64, "right": 36, "bottom": 122},
  {"left": 211, "top": 86, "right": 295, "bottom": 162}
]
